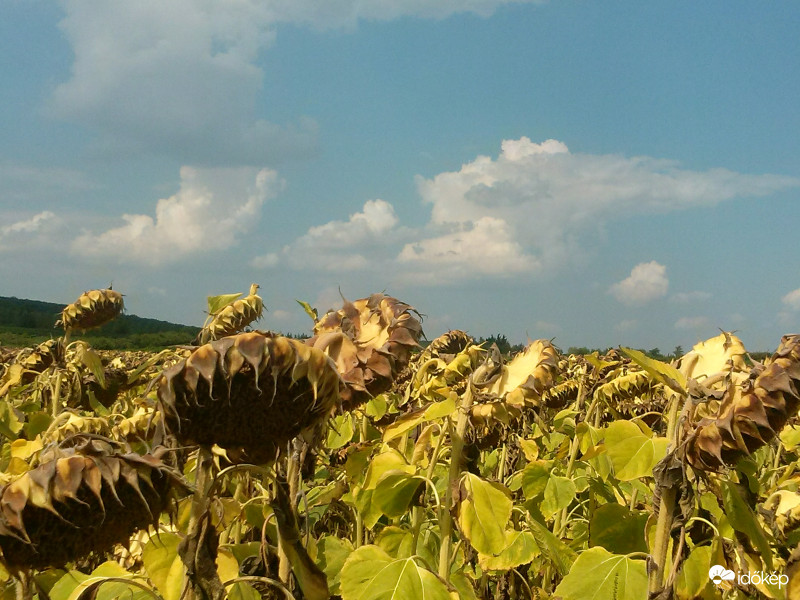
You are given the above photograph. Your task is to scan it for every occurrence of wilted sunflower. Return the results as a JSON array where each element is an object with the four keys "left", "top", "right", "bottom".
[
  {"left": 0, "top": 437, "right": 185, "bottom": 569},
  {"left": 158, "top": 331, "right": 340, "bottom": 463}
]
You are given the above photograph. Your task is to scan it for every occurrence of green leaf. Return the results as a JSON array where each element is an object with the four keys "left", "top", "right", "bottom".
[
  {"left": 589, "top": 503, "right": 648, "bottom": 554},
  {"left": 375, "top": 526, "right": 414, "bottom": 559},
  {"left": 208, "top": 293, "right": 243, "bottom": 315},
  {"left": 554, "top": 546, "right": 648, "bottom": 600},
  {"left": 382, "top": 398, "right": 456, "bottom": 442},
  {"left": 675, "top": 544, "right": 713, "bottom": 600},
  {"left": 340, "top": 545, "right": 452, "bottom": 600},
  {"left": 327, "top": 413, "right": 355, "bottom": 449},
  {"left": 450, "top": 573, "right": 479, "bottom": 600},
  {"left": 317, "top": 535, "right": 354, "bottom": 595},
  {"left": 373, "top": 470, "right": 426, "bottom": 518},
  {"left": 76, "top": 343, "right": 105, "bottom": 389},
  {"left": 527, "top": 518, "right": 577, "bottom": 576},
  {"left": 365, "top": 395, "right": 388, "bottom": 420},
  {"left": 50, "top": 562, "right": 149, "bottom": 600},
  {"left": 540, "top": 475, "right": 576, "bottom": 519},
  {"left": 721, "top": 479, "right": 773, "bottom": 570},
  {"left": 520, "top": 461, "right": 550, "bottom": 500},
  {"left": 296, "top": 299, "right": 319, "bottom": 324},
  {"left": 478, "top": 530, "right": 539, "bottom": 571},
  {"left": 620, "top": 347, "right": 686, "bottom": 394},
  {"left": 0, "top": 402, "right": 23, "bottom": 440},
  {"left": 458, "top": 473, "right": 513, "bottom": 556},
  {"left": 604, "top": 420, "right": 668, "bottom": 481},
  {"left": 142, "top": 532, "right": 186, "bottom": 600},
  {"left": 363, "top": 448, "right": 414, "bottom": 490}
]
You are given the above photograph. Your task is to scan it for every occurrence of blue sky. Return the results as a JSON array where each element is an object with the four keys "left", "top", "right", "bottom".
[{"left": 1, "top": 0, "right": 798, "bottom": 352}]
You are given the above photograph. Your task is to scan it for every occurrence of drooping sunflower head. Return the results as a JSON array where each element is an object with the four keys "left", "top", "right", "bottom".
[
  {"left": 158, "top": 331, "right": 340, "bottom": 463},
  {"left": 307, "top": 293, "right": 423, "bottom": 409},
  {"left": 56, "top": 288, "right": 124, "bottom": 332},
  {"left": 0, "top": 437, "right": 185, "bottom": 570}
]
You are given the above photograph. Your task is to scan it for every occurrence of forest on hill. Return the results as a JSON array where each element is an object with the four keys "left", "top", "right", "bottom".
[{"left": 0, "top": 295, "right": 200, "bottom": 349}]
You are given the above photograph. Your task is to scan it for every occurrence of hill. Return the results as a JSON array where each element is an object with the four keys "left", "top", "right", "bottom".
[{"left": 0, "top": 295, "right": 200, "bottom": 349}]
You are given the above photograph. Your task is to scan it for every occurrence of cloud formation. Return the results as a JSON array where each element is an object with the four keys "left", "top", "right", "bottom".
[
  {"left": 254, "top": 199, "right": 403, "bottom": 271},
  {"left": 72, "top": 166, "right": 281, "bottom": 265},
  {"left": 675, "top": 316, "right": 710, "bottom": 330},
  {"left": 609, "top": 261, "right": 669, "bottom": 306},
  {"left": 0, "top": 211, "right": 60, "bottom": 252},
  {"left": 48, "top": 1, "right": 543, "bottom": 164},
  {"left": 405, "top": 137, "right": 798, "bottom": 282},
  {"left": 397, "top": 216, "right": 537, "bottom": 284},
  {"left": 783, "top": 288, "right": 800, "bottom": 312}
]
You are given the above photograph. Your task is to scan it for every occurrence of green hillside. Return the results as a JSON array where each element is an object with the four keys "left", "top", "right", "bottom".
[{"left": 0, "top": 295, "right": 200, "bottom": 349}]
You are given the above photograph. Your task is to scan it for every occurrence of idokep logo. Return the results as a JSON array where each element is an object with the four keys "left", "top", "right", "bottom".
[
  {"left": 708, "top": 564, "right": 789, "bottom": 589},
  {"left": 708, "top": 565, "right": 735, "bottom": 585}
]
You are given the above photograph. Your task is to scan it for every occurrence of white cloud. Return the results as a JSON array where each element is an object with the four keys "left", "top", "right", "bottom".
[
  {"left": 609, "top": 261, "right": 669, "bottom": 306},
  {"left": 670, "top": 291, "right": 712, "bottom": 304},
  {"left": 72, "top": 166, "right": 281, "bottom": 265},
  {"left": 675, "top": 316, "right": 710, "bottom": 330},
  {"left": 411, "top": 137, "right": 798, "bottom": 277},
  {"left": 251, "top": 253, "right": 280, "bottom": 269},
  {"left": 615, "top": 319, "right": 638, "bottom": 332},
  {"left": 397, "top": 216, "right": 538, "bottom": 284},
  {"left": 48, "top": 1, "right": 544, "bottom": 164},
  {"left": 272, "top": 199, "right": 404, "bottom": 271},
  {"left": 1, "top": 211, "right": 56, "bottom": 236},
  {"left": 0, "top": 211, "right": 60, "bottom": 252},
  {"left": 782, "top": 288, "right": 800, "bottom": 312}
]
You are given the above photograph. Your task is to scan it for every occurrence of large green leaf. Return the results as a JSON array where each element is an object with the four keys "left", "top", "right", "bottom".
[
  {"left": 604, "top": 420, "right": 668, "bottom": 481},
  {"left": 142, "top": 532, "right": 186, "bottom": 600},
  {"left": 458, "top": 473, "right": 513, "bottom": 556},
  {"left": 478, "top": 530, "right": 539, "bottom": 571},
  {"left": 721, "top": 479, "right": 773, "bottom": 570},
  {"left": 382, "top": 398, "right": 456, "bottom": 442},
  {"left": 317, "top": 535, "right": 355, "bottom": 595},
  {"left": 541, "top": 475, "right": 576, "bottom": 519},
  {"left": 207, "top": 293, "right": 243, "bottom": 315},
  {"left": 375, "top": 526, "right": 414, "bottom": 559},
  {"left": 527, "top": 518, "right": 576, "bottom": 576},
  {"left": 373, "top": 470, "right": 426, "bottom": 518},
  {"left": 588, "top": 503, "right": 648, "bottom": 554},
  {"left": 340, "top": 545, "right": 453, "bottom": 600},
  {"left": 554, "top": 546, "right": 648, "bottom": 600},
  {"left": 620, "top": 347, "right": 686, "bottom": 394},
  {"left": 363, "top": 448, "right": 414, "bottom": 490},
  {"left": 520, "top": 461, "right": 550, "bottom": 500},
  {"left": 327, "top": 413, "right": 355, "bottom": 449},
  {"left": 49, "top": 562, "right": 151, "bottom": 600},
  {"left": 675, "top": 544, "right": 714, "bottom": 600}
]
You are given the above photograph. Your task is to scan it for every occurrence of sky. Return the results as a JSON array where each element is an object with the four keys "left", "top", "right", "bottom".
[{"left": 1, "top": 0, "right": 799, "bottom": 353}]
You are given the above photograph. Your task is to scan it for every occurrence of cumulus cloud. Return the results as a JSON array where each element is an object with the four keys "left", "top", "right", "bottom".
[
  {"left": 260, "top": 199, "right": 403, "bottom": 271},
  {"left": 1, "top": 211, "right": 56, "bottom": 236},
  {"left": 0, "top": 211, "right": 60, "bottom": 252},
  {"left": 72, "top": 166, "right": 281, "bottom": 264},
  {"left": 782, "top": 289, "right": 800, "bottom": 312},
  {"left": 48, "top": 1, "right": 543, "bottom": 164},
  {"left": 409, "top": 137, "right": 798, "bottom": 278},
  {"left": 609, "top": 261, "right": 669, "bottom": 306},
  {"left": 675, "top": 316, "right": 710, "bottom": 330},
  {"left": 398, "top": 216, "right": 537, "bottom": 284}
]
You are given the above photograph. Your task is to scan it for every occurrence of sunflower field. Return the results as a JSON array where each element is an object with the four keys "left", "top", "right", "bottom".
[{"left": 1, "top": 286, "right": 799, "bottom": 600}]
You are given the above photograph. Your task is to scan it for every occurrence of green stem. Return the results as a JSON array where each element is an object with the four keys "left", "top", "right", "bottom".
[{"left": 438, "top": 363, "right": 489, "bottom": 581}]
